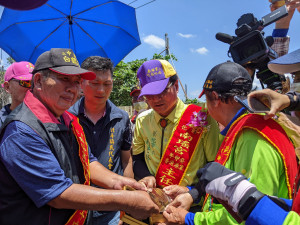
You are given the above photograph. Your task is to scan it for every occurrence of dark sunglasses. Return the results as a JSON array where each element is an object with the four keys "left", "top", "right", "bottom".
[{"left": 11, "top": 79, "right": 32, "bottom": 88}]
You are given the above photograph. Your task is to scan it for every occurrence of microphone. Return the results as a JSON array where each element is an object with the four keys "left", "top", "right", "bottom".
[{"left": 215, "top": 32, "right": 235, "bottom": 44}]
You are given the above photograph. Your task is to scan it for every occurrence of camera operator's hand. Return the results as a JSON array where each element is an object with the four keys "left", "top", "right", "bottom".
[
  {"left": 248, "top": 89, "right": 290, "bottom": 119},
  {"left": 269, "top": 0, "right": 300, "bottom": 29}
]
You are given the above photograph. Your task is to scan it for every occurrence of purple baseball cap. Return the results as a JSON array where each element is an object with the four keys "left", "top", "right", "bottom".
[
  {"left": 268, "top": 49, "right": 300, "bottom": 75},
  {"left": 137, "top": 59, "right": 177, "bottom": 98},
  {"left": 2, "top": 61, "right": 34, "bottom": 87},
  {"left": 0, "top": 0, "right": 48, "bottom": 10}
]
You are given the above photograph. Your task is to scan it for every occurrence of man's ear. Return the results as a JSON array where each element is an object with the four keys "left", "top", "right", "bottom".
[
  {"left": 211, "top": 91, "right": 221, "bottom": 106},
  {"left": 174, "top": 80, "right": 179, "bottom": 93},
  {"left": 3, "top": 81, "right": 10, "bottom": 94},
  {"left": 33, "top": 73, "right": 42, "bottom": 90}
]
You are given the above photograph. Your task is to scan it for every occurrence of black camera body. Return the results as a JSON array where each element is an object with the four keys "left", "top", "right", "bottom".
[{"left": 216, "top": 6, "right": 288, "bottom": 92}]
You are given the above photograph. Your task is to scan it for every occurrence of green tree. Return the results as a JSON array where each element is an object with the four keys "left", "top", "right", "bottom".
[
  {"left": 184, "top": 98, "right": 206, "bottom": 107},
  {"left": 7, "top": 57, "right": 15, "bottom": 65},
  {"left": 110, "top": 53, "right": 177, "bottom": 106},
  {"left": 110, "top": 58, "right": 147, "bottom": 106}
]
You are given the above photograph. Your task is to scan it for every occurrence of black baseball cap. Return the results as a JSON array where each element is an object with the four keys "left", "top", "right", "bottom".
[
  {"left": 32, "top": 48, "right": 96, "bottom": 80},
  {"left": 199, "top": 61, "right": 252, "bottom": 98}
]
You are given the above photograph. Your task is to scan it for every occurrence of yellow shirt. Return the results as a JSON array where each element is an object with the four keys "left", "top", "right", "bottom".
[{"left": 132, "top": 99, "right": 220, "bottom": 186}]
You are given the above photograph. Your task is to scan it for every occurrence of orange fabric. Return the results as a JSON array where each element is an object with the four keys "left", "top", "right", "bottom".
[{"left": 65, "top": 112, "right": 90, "bottom": 225}]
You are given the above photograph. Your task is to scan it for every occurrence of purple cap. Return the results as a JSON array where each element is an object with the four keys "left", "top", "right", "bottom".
[
  {"left": 2, "top": 61, "right": 34, "bottom": 87},
  {"left": 0, "top": 0, "right": 48, "bottom": 10},
  {"left": 137, "top": 59, "right": 176, "bottom": 97},
  {"left": 268, "top": 49, "right": 300, "bottom": 75}
]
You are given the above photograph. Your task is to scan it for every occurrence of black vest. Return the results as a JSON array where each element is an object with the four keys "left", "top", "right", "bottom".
[{"left": 0, "top": 103, "right": 85, "bottom": 225}]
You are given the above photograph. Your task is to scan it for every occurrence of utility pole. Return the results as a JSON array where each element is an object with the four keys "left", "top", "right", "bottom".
[
  {"left": 164, "top": 33, "right": 188, "bottom": 99},
  {"left": 165, "top": 33, "right": 169, "bottom": 56}
]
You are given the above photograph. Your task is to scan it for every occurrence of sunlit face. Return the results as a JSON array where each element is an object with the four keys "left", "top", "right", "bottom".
[
  {"left": 4, "top": 79, "right": 31, "bottom": 106},
  {"left": 145, "top": 81, "right": 178, "bottom": 117},
  {"left": 36, "top": 71, "right": 81, "bottom": 117},
  {"left": 81, "top": 69, "right": 113, "bottom": 106}
]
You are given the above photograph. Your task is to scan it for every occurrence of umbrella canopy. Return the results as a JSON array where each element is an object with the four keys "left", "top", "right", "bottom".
[{"left": 0, "top": 0, "right": 140, "bottom": 66}]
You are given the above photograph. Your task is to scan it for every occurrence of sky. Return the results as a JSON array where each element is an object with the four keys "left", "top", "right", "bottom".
[
  {"left": 0, "top": 0, "right": 299, "bottom": 102},
  {"left": 120, "top": 0, "right": 300, "bottom": 101}
]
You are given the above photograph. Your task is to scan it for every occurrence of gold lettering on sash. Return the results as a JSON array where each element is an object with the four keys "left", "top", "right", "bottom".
[
  {"left": 108, "top": 127, "right": 115, "bottom": 170},
  {"left": 162, "top": 168, "right": 176, "bottom": 179}
]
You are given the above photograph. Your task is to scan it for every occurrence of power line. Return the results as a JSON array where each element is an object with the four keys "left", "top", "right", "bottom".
[
  {"left": 128, "top": 0, "right": 138, "bottom": 5},
  {"left": 136, "top": 0, "right": 156, "bottom": 9}
]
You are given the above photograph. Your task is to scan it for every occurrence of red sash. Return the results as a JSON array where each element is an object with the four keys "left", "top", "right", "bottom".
[
  {"left": 292, "top": 166, "right": 300, "bottom": 215},
  {"left": 203, "top": 114, "right": 297, "bottom": 209},
  {"left": 65, "top": 112, "right": 90, "bottom": 225},
  {"left": 155, "top": 104, "right": 205, "bottom": 187}
]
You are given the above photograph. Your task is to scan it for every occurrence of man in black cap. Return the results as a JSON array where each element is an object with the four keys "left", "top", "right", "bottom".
[
  {"left": 162, "top": 61, "right": 297, "bottom": 225},
  {"left": 0, "top": 48, "right": 159, "bottom": 225}
]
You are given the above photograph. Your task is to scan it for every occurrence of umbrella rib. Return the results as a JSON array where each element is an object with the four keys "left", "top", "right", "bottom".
[
  {"left": 46, "top": 3, "right": 67, "bottom": 17},
  {"left": 70, "top": 0, "right": 73, "bottom": 16},
  {"left": 29, "top": 20, "right": 67, "bottom": 61},
  {"left": 73, "top": 1, "right": 113, "bottom": 17},
  {"left": 73, "top": 21, "right": 107, "bottom": 57},
  {"left": 75, "top": 18, "right": 140, "bottom": 42},
  {"left": 70, "top": 25, "right": 77, "bottom": 55},
  {"left": 0, "top": 18, "right": 65, "bottom": 34}
]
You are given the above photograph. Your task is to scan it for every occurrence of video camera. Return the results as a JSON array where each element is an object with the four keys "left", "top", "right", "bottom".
[{"left": 216, "top": 6, "right": 288, "bottom": 92}]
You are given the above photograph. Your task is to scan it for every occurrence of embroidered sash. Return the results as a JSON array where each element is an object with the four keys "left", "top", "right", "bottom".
[
  {"left": 292, "top": 166, "right": 300, "bottom": 215},
  {"left": 65, "top": 112, "right": 90, "bottom": 225},
  {"left": 203, "top": 113, "right": 298, "bottom": 209},
  {"left": 155, "top": 104, "right": 204, "bottom": 187}
]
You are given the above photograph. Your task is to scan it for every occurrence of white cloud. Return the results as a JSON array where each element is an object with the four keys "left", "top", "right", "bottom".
[
  {"left": 177, "top": 33, "right": 196, "bottom": 38},
  {"left": 190, "top": 89, "right": 202, "bottom": 98},
  {"left": 190, "top": 47, "right": 209, "bottom": 55},
  {"left": 143, "top": 35, "right": 165, "bottom": 49}
]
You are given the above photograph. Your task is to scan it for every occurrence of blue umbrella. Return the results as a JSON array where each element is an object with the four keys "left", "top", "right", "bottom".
[{"left": 0, "top": 0, "right": 140, "bottom": 66}]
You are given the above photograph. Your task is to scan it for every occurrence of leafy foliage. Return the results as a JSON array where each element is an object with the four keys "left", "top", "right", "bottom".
[
  {"left": 7, "top": 57, "right": 15, "bottom": 65},
  {"left": 110, "top": 53, "right": 178, "bottom": 106},
  {"left": 110, "top": 58, "right": 147, "bottom": 106}
]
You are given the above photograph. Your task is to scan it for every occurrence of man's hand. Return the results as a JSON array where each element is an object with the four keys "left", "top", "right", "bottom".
[
  {"left": 158, "top": 206, "right": 188, "bottom": 225},
  {"left": 269, "top": 0, "right": 300, "bottom": 29},
  {"left": 248, "top": 89, "right": 290, "bottom": 120},
  {"left": 113, "top": 176, "right": 146, "bottom": 191},
  {"left": 167, "top": 192, "right": 193, "bottom": 211},
  {"left": 138, "top": 175, "right": 156, "bottom": 191},
  {"left": 163, "top": 185, "right": 189, "bottom": 200},
  {"left": 126, "top": 190, "right": 160, "bottom": 220}
]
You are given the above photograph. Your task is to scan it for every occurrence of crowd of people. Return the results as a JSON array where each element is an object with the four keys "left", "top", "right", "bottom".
[{"left": 0, "top": 0, "right": 299, "bottom": 225}]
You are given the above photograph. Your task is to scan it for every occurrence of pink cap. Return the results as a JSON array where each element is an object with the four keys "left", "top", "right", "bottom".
[{"left": 2, "top": 61, "right": 34, "bottom": 87}]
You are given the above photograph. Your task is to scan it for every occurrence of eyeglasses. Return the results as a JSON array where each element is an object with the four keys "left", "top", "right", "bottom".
[
  {"left": 145, "top": 82, "right": 174, "bottom": 100},
  {"left": 11, "top": 79, "right": 32, "bottom": 88}
]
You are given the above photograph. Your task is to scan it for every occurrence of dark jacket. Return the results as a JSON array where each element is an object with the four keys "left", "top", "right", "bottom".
[{"left": 0, "top": 92, "right": 85, "bottom": 225}]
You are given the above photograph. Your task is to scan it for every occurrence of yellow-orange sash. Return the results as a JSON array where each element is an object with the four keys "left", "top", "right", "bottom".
[
  {"left": 65, "top": 112, "right": 90, "bottom": 225},
  {"left": 156, "top": 104, "right": 204, "bottom": 187},
  {"left": 203, "top": 113, "right": 297, "bottom": 210}
]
